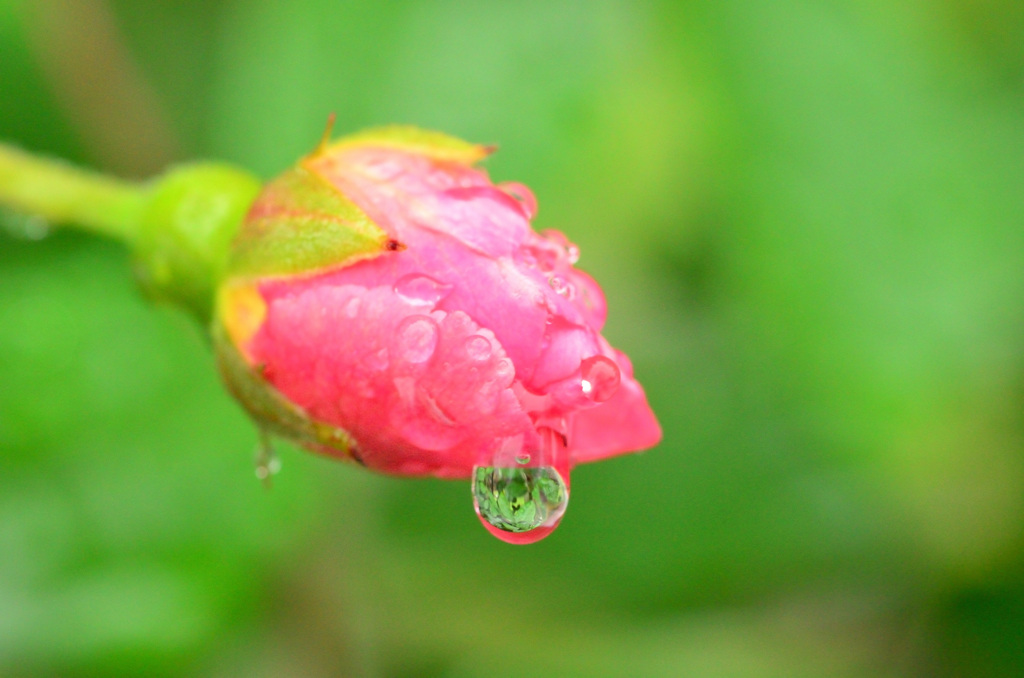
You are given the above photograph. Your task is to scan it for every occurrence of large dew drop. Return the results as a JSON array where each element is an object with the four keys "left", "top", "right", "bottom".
[
  {"left": 472, "top": 426, "right": 570, "bottom": 544},
  {"left": 472, "top": 466, "right": 568, "bottom": 544}
]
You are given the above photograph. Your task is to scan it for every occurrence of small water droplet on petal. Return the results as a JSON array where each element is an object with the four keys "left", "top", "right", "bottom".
[
  {"left": 463, "top": 335, "right": 492, "bottom": 361},
  {"left": 395, "top": 315, "right": 439, "bottom": 363},
  {"left": 580, "top": 354, "right": 620, "bottom": 403},
  {"left": 498, "top": 182, "right": 538, "bottom": 219},
  {"left": 493, "top": 358, "right": 515, "bottom": 387},
  {"left": 394, "top": 274, "right": 452, "bottom": 306},
  {"left": 549, "top": 275, "right": 574, "bottom": 299},
  {"left": 566, "top": 243, "right": 580, "bottom": 264}
]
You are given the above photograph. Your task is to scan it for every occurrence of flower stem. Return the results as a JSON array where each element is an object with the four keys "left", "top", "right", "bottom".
[{"left": 0, "top": 142, "right": 148, "bottom": 244}]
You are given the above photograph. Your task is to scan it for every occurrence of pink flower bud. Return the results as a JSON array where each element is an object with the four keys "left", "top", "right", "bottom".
[{"left": 216, "top": 127, "right": 661, "bottom": 542}]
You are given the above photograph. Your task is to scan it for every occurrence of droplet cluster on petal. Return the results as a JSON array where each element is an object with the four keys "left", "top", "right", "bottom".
[{"left": 222, "top": 130, "right": 661, "bottom": 479}]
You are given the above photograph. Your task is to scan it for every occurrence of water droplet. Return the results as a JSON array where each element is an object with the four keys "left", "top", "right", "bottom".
[
  {"left": 473, "top": 466, "right": 567, "bottom": 543},
  {"left": 472, "top": 426, "right": 569, "bottom": 544},
  {"left": 395, "top": 315, "right": 439, "bottom": 363},
  {"left": 463, "top": 335, "right": 492, "bottom": 361},
  {"left": 254, "top": 431, "right": 280, "bottom": 489},
  {"left": 566, "top": 243, "right": 580, "bottom": 264},
  {"left": 580, "top": 355, "right": 620, "bottom": 403},
  {"left": 498, "top": 182, "right": 538, "bottom": 219},
  {"left": 494, "top": 359, "right": 515, "bottom": 387},
  {"left": 549, "top": 275, "right": 574, "bottom": 299},
  {"left": 394, "top": 274, "right": 452, "bottom": 306}
]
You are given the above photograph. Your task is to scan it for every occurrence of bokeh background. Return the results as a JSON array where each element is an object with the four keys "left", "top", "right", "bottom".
[{"left": 2, "top": 0, "right": 1024, "bottom": 676}]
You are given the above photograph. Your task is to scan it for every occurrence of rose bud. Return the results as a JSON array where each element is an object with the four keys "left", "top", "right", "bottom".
[{"left": 215, "top": 126, "right": 661, "bottom": 543}]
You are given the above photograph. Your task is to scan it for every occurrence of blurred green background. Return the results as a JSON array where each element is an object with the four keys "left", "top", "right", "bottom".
[{"left": 2, "top": 0, "right": 1024, "bottom": 676}]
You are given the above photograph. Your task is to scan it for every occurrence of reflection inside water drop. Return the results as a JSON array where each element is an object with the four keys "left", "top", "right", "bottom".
[
  {"left": 473, "top": 465, "right": 568, "bottom": 538},
  {"left": 472, "top": 426, "right": 570, "bottom": 544}
]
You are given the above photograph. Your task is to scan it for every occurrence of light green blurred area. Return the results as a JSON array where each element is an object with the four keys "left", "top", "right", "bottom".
[{"left": 2, "top": 0, "right": 1024, "bottom": 676}]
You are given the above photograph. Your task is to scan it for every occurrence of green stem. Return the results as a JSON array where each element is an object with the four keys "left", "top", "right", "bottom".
[
  {"left": 0, "top": 142, "right": 148, "bottom": 244},
  {"left": 0, "top": 141, "right": 263, "bottom": 321}
]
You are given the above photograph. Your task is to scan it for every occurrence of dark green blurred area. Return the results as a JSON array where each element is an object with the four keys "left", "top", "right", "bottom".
[{"left": 2, "top": 0, "right": 1024, "bottom": 676}]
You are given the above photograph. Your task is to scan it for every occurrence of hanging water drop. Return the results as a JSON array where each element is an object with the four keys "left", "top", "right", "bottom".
[
  {"left": 472, "top": 427, "right": 569, "bottom": 544},
  {"left": 473, "top": 466, "right": 567, "bottom": 542},
  {"left": 580, "top": 354, "right": 620, "bottom": 403},
  {"left": 254, "top": 431, "right": 281, "bottom": 489}
]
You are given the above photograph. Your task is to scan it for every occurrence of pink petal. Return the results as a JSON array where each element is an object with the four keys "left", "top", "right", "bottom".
[
  {"left": 251, "top": 282, "right": 536, "bottom": 478},
  {"left": 234, "top": 138, "right": 661, "bottom": 479}
]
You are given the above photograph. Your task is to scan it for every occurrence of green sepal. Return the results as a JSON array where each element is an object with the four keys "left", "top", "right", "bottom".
[
  {"left": 212, "top": 321, "right": 356, "bottom": 459},
  {"left": 225, "top": 165, "right": 390, "bottom": 280},
  {"left": 325, "top": 125, "right": 492, "bottom": 165},
  {"left": 134, "top": 163, "right": 262, "bottom": 321}
]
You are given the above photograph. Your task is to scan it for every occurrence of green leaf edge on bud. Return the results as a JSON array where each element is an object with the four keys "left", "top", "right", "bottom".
[
  {"left": 224, "top": 164, "right": 392, "bottom": 281},
  {"left": 213, "top": 320, "right": 357, "bottom": 459},
  {"left": 324, "top": 125, "right": 493, "bottom": 165}
]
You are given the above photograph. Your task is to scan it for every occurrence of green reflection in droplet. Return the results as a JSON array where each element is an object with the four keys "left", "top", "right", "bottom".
[{"left": 473, "top": 466, "right": 567, "bottom": 533}]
